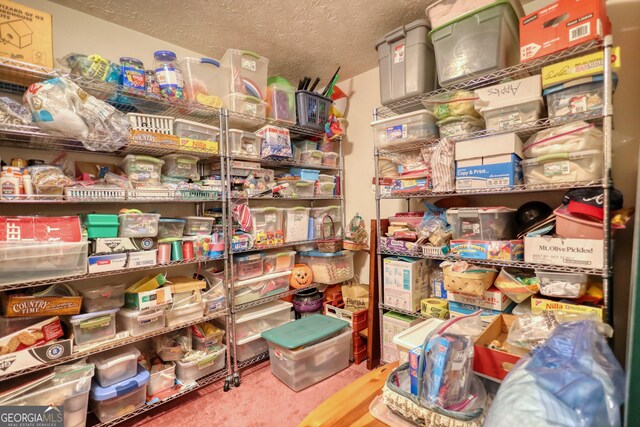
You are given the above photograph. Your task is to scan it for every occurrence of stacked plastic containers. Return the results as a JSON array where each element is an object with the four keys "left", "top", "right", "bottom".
[
  {"left": 221, "top": 49, "right": 269, "bottom": 119},
  {"left": 267, "top": 76, "right": 296, "bottom": 123},
  {"left": 180, "top": 57, "right": 228, "bottom": 108}
]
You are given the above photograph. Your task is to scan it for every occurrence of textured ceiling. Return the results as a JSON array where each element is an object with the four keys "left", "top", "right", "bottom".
[{"left": 49, "top": 0, "right": 427, "bottom": 84}]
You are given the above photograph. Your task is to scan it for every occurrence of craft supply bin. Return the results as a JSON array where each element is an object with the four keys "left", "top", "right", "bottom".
[
  {"left": 298, "top": 150, "right": 323, "bottom": 165},
  {"left": 192, "top": 327, "right": 225, "bottom": 352},
  {"left": 233, "top": 253, "right": 265, "bottom": 280},
  {"left": 322, "top": 152, "right": 339, "bottom": 166},
  {"left": 296, "top": 90, "right": 332, "bottom": 131},
  {"left": 279, "top": 180, "right": 315, "bottom": 198},
  {"left": 175, "top": 345, "right": 226, "bottom": 383},
  {"left": 84, "top": 214, "right": 119, "bottom": 238},
  {"left": 157, "top": 218, "right": 187, "bottom": 239},
  {"left": 544, "top": 74, "right": 617, "bottom": 119},
  {"left": 148, "top": 362, "right": 176, "bottom": 396},
  {"left": 80, "top": 284, "right": 126, "bottom": 313},
  {"left": 263, "top": 250, "right": 296, "bottom": 273},
  {"left": 481, "top": 97, "right": 544, "bottom": 131},
  {"left": 174, "top": 119, "right": 218, "bottom": 141},
  {"left": 310, "top": 206, "right": 342, "bottom": 240},
  {"left": 69, "top": 308, "right": 119, "bottom": 346},
  {"left": 222, "top": 49, "right": 269, "bottom": 100},
  {"left": 284, "top": 207, "right": 310, "bottom": 242},
  {"left": 120, "top": 155, "right": 164, "bottom": 187},
  {"left": 89, "top": 345, "right": 141, "bottom": 388},
  {"left": 161, "top": 154, "right": 200, "bottom": 180},
  {"left": 90, "top": 365, "right": 149, "bottom": 423},
  {"left": 234, "top": 300, "right": 293, "bottom": 342},
  {"left": 315, "top": 182, "right": 336, "bottom": 196},
  {"left": 117, "top": 307, "right": 166, "bottom": 337},
  {"left": 235, "top": 334, "right": 269, "bottom": 361},
  {"left": 250, "top": 207, "right": 284, "bottom": 246},
  {"left": 165, "top": 300, "right": 205, "bottom": 327},
  {"left": 371, "top": 110, "right": 438, "bottom": 147},
  {"left": 446, "top": 207, "right": 517, "bottom": 240},
  {"left": 437, "top": 115, "right": 484, "bottom": 137},
  {"left": 118, "top": 213, "right": 160, "bottom": 238},
  {"left": 180, "top": 57, "right": 228, "bottom": 107},
  {"left": 297, "top": 251, "right": 354, "bottom": 285},
  {"left": 267, "top": 76, "right": 296, "bottom": 123},
  {"left": 536, "top": 270, "right": 588, "bottom": 299},
  {"left": 521, "top": 150, "right": 603, "bottom": 185},
  {"left": 229, "top": 129, "right": 261, "bottom": 156},
  {"left": 225, "top": 93, "right": 267, "bottom": 119},
  {"left": 233, "top": 270, "right": 291, "bottom": 305},
  {"left": 184, "top": 216, "right": 214, "bottom": 235}
]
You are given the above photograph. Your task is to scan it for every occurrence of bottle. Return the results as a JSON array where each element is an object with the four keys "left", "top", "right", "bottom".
[
  {"left": 0, "top": 167, "right": 20, "bottom": 199},
  {"left": 23, "top": 171, "right": 33, "bottom": 196},
  {"left": 153, "top": 50, "right": 185, "bottom": 100}
]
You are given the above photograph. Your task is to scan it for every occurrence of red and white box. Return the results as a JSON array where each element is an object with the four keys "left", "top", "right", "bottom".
[
  {"left": 0, "top": 216, "right": 82, "bottom": 242},
  {"left": 520, "top": 0, "right": 611, "bottom": 62},
  {"left": 447, "top": 286, "right": 512, "bottom": 311},
  {"left": 0, "top": 316, "right": 65, "bottom": 355}
]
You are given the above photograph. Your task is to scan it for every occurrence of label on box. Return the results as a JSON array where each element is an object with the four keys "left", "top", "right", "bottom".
[
  {"left": 241, "top": 57, "right": 256, "bottom": 71},
  {"left": 386, "top": 124, "right": 407, "bottom": 141},
  {"left": 3, "top": 296, "right": 82, "bottom": 317},
  {"left": 531, "top": 296, "right": 603, "bottom": 319},
  {"left": 569, "top": 22, "right": 591, "bottom": 42},
  {"left": 544, "top": 161, "right": 570, "bottom": 176},
  {"left": 456, "top": 157, "right": 522, "bottom": 190},
  {"left": 394, "top": 44, "right": 405, "bottom": 63},
  {"left": 447, "top": 287, "right": 511, "bottom": 311},
  {"left": 524, "top": 236, "right": 604, "bottom": 269},
  {"left": 542, "top": 47, "right": 621, "bottom": 88}
]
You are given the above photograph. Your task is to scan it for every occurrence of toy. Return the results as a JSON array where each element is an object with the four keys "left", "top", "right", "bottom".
[{"left": 290, "top": 264, "right": 314, "bottom": 289}]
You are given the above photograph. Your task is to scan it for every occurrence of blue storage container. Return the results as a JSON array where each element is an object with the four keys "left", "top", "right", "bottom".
[
  {"left": 289, "top": 168, "right": 320, "bottom": 182},
  {"left": 90, "top": 364, "right": 150, "bottom": 423}
]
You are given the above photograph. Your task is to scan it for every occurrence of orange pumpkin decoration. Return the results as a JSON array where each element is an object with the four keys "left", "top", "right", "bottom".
[{"left": 290, "top": 264, "right": 313, "bottom": 289}]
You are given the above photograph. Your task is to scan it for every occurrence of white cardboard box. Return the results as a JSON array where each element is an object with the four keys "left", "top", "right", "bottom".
[
  {"left": 383, "top": 258, "right": 429, "bottom": 311},
  {"left": 382, "top": 311, "right": 423, "bottom": 363},
  {"left": 88, "top": 253, "right": 128, "bottom": 273},
  {"left": 447, "top": 286, "right": 513, "bottom": 311},
  {"left": 0, "top": 339, "right": 73, "bottom": 375},
  {"left": 524, "top": 235, "right": 604, "bottom": 269},
  {"left": 456, "top": 133, "right": 524, "bottom": 160}
]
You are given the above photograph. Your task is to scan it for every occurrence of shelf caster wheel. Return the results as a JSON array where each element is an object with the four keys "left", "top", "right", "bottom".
[
  {"left": 233, "top": 374, "right": 241, "bottom": 388},
  {"left": 223, "top": 380, "right": 231, "bottom": 392}
]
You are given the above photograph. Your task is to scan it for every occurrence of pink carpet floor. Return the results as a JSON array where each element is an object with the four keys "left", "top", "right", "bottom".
[{"left": 120, "top": 361, "right": 370, "bottom": 427}]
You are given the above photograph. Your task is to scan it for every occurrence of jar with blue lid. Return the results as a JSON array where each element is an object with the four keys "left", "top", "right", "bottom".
[
  {"left": 119, "top": 57, "right": 145, "bottom": 91},
  {"left": 153, "top": 50, "right": 185, "bottom": 100}
]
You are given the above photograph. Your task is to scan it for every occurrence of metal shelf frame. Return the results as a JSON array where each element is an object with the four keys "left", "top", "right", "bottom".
[{"left": 373, "top": 37, "right": 616, "bottom": 363}]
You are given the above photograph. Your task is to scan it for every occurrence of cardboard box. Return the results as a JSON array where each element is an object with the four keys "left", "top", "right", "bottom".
[
  {"left": 447, "top": 286, "right": 512, "bottom": 311},
  {"left": 92, "top": 238, "right": 138, "bottom": 254},
  {"left": 372, "top": 177, "right": 394, "bottom": 195},
  {"left": 2, "top": 294, "right": 82, "bottom": 317},
  {"left": 382, "top": 311, "right": 423, "bottom": 363},
  {"left": 392, "top": 178, "right": 429, "bottom": 193},
  {"left": 456, "top": 154, "right": 523, "bottom": 190},
  {"left": 542, "top": 47, "right": 621, "bottom": 89},
  {"left": 88, "top": 253, "right": 127, "bottom": 273},
  {"left": 0, "top": 316, "right": 64, "bottom": 354},
  {"left": 450, "top": 239, "right": 524, "bottom": 261},
  {"left": 409, "top": 347, "right": 421, "bottom": 395},
  {"left": 0, "top": 1, "right": 53, "bottom": 68},
  {"left": 125, "top": 286, "right": 172, "bottom": 310},
  {"left": 456, "top": 133, "right": 523, "bottom": 160},
  {"left": 473, "top": 314, "right": 521, "bottom": 381},
  {"left": 129, "top": 130, "right": 180, "bottom": 148},
  {"left": 475, "top": 76, "right": 542, "bottom": 109},
  {"left": 178, "top": 138, "right": 219, "bottom": 155},
  {"left": 524, "top": 235, "right": 604, "bottom": 269},
  {"left": 0, "top": 338, "right": 73, "bottom": 375},
  {"left": 520, "top": 0, "right": 610, "bottom": 62},
  {"left": 448, "top": 301, "right": 516, "bottom": 323},
  {"left": 383, "top": 257, "right": 429, "bottom": 312},
  {"left": 379, "top": 236, "right": 420, "bottom": 254},
  {"left": 0, "top": 216, "right": 82, "bottom": 242},
  {"left": 531, "top": 296, "right": 604, "bottom": 319},
  {"left": 127, "top": 250, "right": 157, "bottom": 268}
]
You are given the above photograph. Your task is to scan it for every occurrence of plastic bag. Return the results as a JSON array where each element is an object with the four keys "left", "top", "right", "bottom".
[
  {"left": 485, "top": 320, "right": 625, "bottom": 427},
  {"left": 152, "top": 329, "right": 192, "bottom": 361},
  {"left": 493, "top": 267, "right": 539, "bottom": 303},
  {"left": 422, "top": 90, "right": 480, "bottom": 120},
  {"left": 27, "top": 165, "right": 74, "bottom": 189},
  {"left": 58, "top": 53, "right": 121, "bottom": 84},
  {"left": 0, "top": 97, "right": 32, "bottom": 125},
  {"left": 523, "top": 121, "right": 603, "bottom": 158}
]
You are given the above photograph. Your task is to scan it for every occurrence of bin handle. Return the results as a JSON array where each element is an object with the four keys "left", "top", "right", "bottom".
[
  {"left": 241, "top": 50, "right": 262, "bottom": 60},
  {"left": 385, "top": 27, "right": 407, "bottom": 44},
  {"left": 200, "top": 58, "right": 220, "bottom": 67}
]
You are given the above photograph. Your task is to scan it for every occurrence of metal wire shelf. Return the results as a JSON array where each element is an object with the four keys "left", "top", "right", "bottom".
[
  {"left": 235, "top": 351, "right": 270, "bottom": 370},
  {"left": 226, "top": 110, "right": 335, "bottom": 139},
  {"left": 231, "top": 239, "right": 318, "bottom": 254},
  {"left": 376, "top": 40, "right": 603, "bottom": 118},
  {"left": 0, "top": 309, "right": 229, "bottom": 382},
  {"left": 233, "top": 283, "right": 319, "bottom": 312},
  {"left": 228, "top": 153, "right": 341, "bottom": 171},
  {"left": 0, "top": 255, "right": 225, "bottom": 292},
  {"left": 379, "top": 304, "right": 427, "bottom": 318},
  {"left": 0, "top": 191, "right": 223, "bottom": 204},
  {"left": 239, "top": 194, "right": 343, "bottom": 201},
  {"left": 378, "top": 248, "right": 608, "bottom": 275}
]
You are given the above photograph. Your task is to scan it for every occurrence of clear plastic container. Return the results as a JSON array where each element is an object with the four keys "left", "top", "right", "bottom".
[
  {"left": 446, "top": 207, "right": 517, "bottom": 240},
  {"left": 322, "top": 152, "right": 339, "bottom": 167},
  {"left": 116, "top": 307, "right": 165, "bottom": 337},
  {"left": 192, "top": 325, "right": 225, "bottom": 352},
  {"left": 148, "top": 362, "right": 176, "bottom": 396},
  {"left": 235, "top": 334, "right": 269, "bottom": 361},
  {"left": 173, "top": 119, "right": 218, "bottom": 141},
  {"left": 161, "top": 154, "right": 200, "bottom": 180},
  {"left": 234, "top": 270, "right": 291, "bottom": 305},
  {"left": 535, "top": 270, "right": 588, "bottom": 299},
  {"left": 371, "top": 110, "right": 438, "bottom": 147},
  {"left": 284, "top": 207, "right": 310, "bottom": 243},
  {"left": 89, "top": 345, "right": 141, "bottom": 388},
  {"left": 544, "top": 75, "right": 615, "bottom": 119},
  {"left": 310, "top": 206, "right": 342, "bottom": 240},
  {"left": 120, "top": 155, "right": 164, "bottom": 187},
  {"left": 90, "top": 365, "right": 149, "bottom": 423},
  {"left": 294, "top": 140, "right": 318, "bottom": 152},
  {"left": 523, "top": 122, "right": 603, "bottom": 159},
  {"left": 175, "top": 345, "right": 226, "bottom": 383},
  {"left": 315, "top": 182, "right": 336, "bottom": 196},
  {"left": 229, "top": 129, "right": 260, "bottom": 156},
  {"left": 118, "top": 213, "right": 161, "bottom": 238},
  {"left": 80, "top": 284, "right": 126, "bottom": 313},
  {"left": 225, "top": 93, "right": 267, "bottom": 119},
  {"left": 297, "top": 251, "right": 354, "bottom": 285},
  {"left": 554, "top": 206, "right": 621, "bottom": 239},
  {"left": 521, "top": 150, "right": 603, "bottom": 186},
  {"left": 180, "top": 57, "right": 228, "bottom": 107},
  {"left": 318, "top": 174, "right": 335, "bottom": 183},
  {"left": 430, "top": 0, "right": 520, "bottom": 86},
  {"left": 222, "top": 49, "right": 269, "bottom": 100},
  {"left": 157, "top": 218, "right": 187, "bottom": 239},
  {"left": 267, "top": 76, "right": 296, "bottom": 123},
  {"left": 250, "top": 207, "right": 285, "bottom": 247},
  {"left": 69, "top": 308, "right": 119, "bottom": 346},
  {"left": 289, "top": 168, "right": 321, "bottom": 181},
  {"left": 165, "top": 301, "right": 205, "bottom": 327},
  {"left": 436, "top": 115, "right": 484, "bottom": 137},
  {"left": 266, "top": 328, "right": 351, "bottom": 391},
  {"left": 233, "top": 253, "right": 264, "bottom": 280},
  {"left": 289, "top": 180, "right": 315, "bottom": 198},
  {"left": 234, "top": 301, "right": 293, "bottom": 342},
  {"left": 153, "top": 50, "right": 185, "bottom": 100},
  {"left": 263, "top": 250, "right": 296, "bottom": 273},
  {"left": 184, "top": 216, "right": 214, "bottom": 235},
  {"left": 480, "top": 97, "right": 544, "bottom": 131},
  {"left": 299, "top": 150, "right": 323, "bottom": 165},
  {"left": 0, "top": 241, "right": 88, "bottom": 286}
]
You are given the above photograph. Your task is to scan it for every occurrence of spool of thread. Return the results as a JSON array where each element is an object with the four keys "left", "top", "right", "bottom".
[
  {"left": 157, "top": 243, "right": 171, "bottom": 264},
  {"left": 420, "top": 298, "right": 449, "bottom": 319},
  {"left": 171, "top": 240, "right": 183, "bottom": 261},
  {"left": 182, "top": 239, "right": 194, "bottom": 260}
]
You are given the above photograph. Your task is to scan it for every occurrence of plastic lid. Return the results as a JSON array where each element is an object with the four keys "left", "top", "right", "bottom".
[
  {"left": 234, "top": 253, "right": 264, "bottom": 262},
  {"left": 267, "top": 76, "right": 292, "bottom": 87},
  {"left": 235, "top": 300, "right": 292, "bottom": 324},
  {"left": 543, "top": 73, "right": 619, "bottom": 96},
  {"left": 375, "top": 19, "right": 431, "bottom": 49},
  {"left": 370, "top": 109, "right": 434, "bottom": 126},
  {"left": 120, "top": 57, "right": 144, "bottom": 66},
  {"left": 89, "top": 345, "right": 140, "bottom": 370},
  {"left": 159, "top": 218, "right": 187, "bottom": 224},
  {"left": 235, "top": 270, "right": 291, "bottom": 286},
  {"left": 70, "top": 308, "right": 119, "bottom": 323},
  {"left": 80, "top": 283, "right": 126, "bottom": 298},
  {"left": 261, "top": 314, "right": 348, "bottom": 349},
  {"left": 173, "top": 118, "right": 219, "bottom": 131},
  {"left": 154, "top": 50, "right": 177, "bottom": 60},
  {"left": 121, "top": 155, "right": 165, "bottom": 165},
  {"left": 299, "top": 250, "right": 350, "bottom": 258},
  {"left": 90, "top": 364, "right": 150, "bottom": 401},
  {"left": 117, "top": 307, "right": 165, "bottom": 319},
  {"left": 392, "top": 319, "right": 444, "bottom": 350},
  {"left": 429, "top": 0, "right": 515, "bottom": 34}
]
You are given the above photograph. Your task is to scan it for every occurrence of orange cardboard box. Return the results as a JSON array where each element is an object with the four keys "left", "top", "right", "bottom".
[
  {"left": 2, "top": 294, "right": 82, "bottom": 317},
  {"left": 473, "top": 314, "right": 522, "bottom": 381},
  {"left": 0, "top": 0, "right": 53, "bottom": 67}
]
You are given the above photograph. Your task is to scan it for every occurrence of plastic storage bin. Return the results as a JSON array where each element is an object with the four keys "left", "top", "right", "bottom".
[
  {"left": 294, "top": 140, "right": 318, "bottom": 152},
  {"left": 322, "top": 152, "right": 339, "bottom": 167},
  {"left": 430, "top": 0, "right": 519, "bottom": 86},
  {"left": 376, "top": 19, "right": 436, "bottom": 106},
  {"left": 554, "top": 206, "right": 620, "bottom": 239},
  {"left": 289, "top": 168, "right": 320, "bottom": 181},
  {"left": 315, "top": 182, "right": 336, "bottom": 196},
  {"left": 267, "top": 76, "right": 296, "bottom": 123},
  {"left": 521, "top": 150, "right": 603, "bottom": 186},
  {"left": 536, "top": 270, "right": 588, "bottom": 299},
  {"left": 180, "top": 57, "right": 228, "bottom": 107},
  {"left": 148, "top": 362, "right": 176, "bottom": 396},
  {"left": 446, "top": 207, "right": 517, "bottom": 240},
  {"left": 118, "top": 212, "right": 160, "bottom": 238},
  {"left": 235, "top": 334, "right": 269, "bottom": 361},
  {"left": 69, "top": 308, "right": 119, "bottom": 346},
  {"left": 233, "top": 253, "right": 264, "bottom": 280},
  {"left": 437, "top": 115, "right": 484, "bottom": 137},
  {"left": 284, "top": 207, "right": 310, "bottom": 243},
  {"left": 229, "top": 129, "right": 260, "bottom": 156},
  {"left": 481, "top": 97, "right": 544, "bottom": 131},
  {"left": 296, "top": 90, "right": 332, "bottom": 131},
  {"left": 263, "top": 250, "right": 296, "bottom": 273},
  {"left": 225, "top": 93, "right": 267, "bottom": 118},
  {"left": 297, "top": 251, "right": 354, "bottom": 285},
  {"left": 80, "top": 284, "right": 126, "bottom": 313},
  {"left": 234, "top": 300, "right": 292, "bottom": 341},
  {"left": 299, "top": 150, "right": 323, "bottom": 165},
  {"left": 157, "top": 218, "right": 186, "bottom": 239},
  {"left": 192, "top": 325, "right": 225, "bottom": 352},
  {"left": 161, "top": 154, "right": 200, "bottom": 180},
  {"left": 234, "top": 270, "right": 291, "bottom": 305},
  {"left": 84, "top": 214, "right": 119, "bottom": 238},
  {"left": 165, "top": 301, "right": 205, "bottom": 327},
  {"left": 309, "top": 206, "right": 342, "bottom": 240},
  {"left": 120, "top": 155, "right": 164, "bottom": 187},
  {"left": 222, "top": 49, "right": 269, "bottom": 100},
  {"left": 175, "top": 345, "right": 226, "bottom": 383},
  {"left": 392, "top": 318, "right": 444, "bottom": 364},
  {"left": 117, "top": 307, "right": 165, "bottom": 337},
  {"left": 371, "top": 110, "right": 438, "bottom": 148},
  {"left": 90, "top": 364, "right": 149, "bottom": 423},
  {"left": 250, "top": 207, "right": 284, "bottom": 247},
  {"left": 544, "top": 74, "right": 617, "bottom": 119},
  {"left": 523, "top": 122, "right": 603, "bottom": 159},
  {"left": 287, "top": 180, "right": 315, "bottom": 198},
  {"left": 174, "top": 119, "right": 218, "bottom": 141},
  {"left": 89, "top": 345, "right": 141, "bottom": 388},
  {"left": 184, "top": 216, "right": 214, "bottom": 235}
]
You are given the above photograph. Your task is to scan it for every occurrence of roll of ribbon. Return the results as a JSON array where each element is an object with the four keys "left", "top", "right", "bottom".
[
  {"left": 420, "top": 298, "right": 449, "bottom": 319},
  {"left": 157, "top": 243, "right": 171, "bottom": 264}
]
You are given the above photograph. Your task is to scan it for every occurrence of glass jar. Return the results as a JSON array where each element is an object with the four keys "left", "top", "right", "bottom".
[
  {"left": 120, "top": 57, "right": 145, "bottom": 91},
  {"left": 153, "top": 50, "right": 185, "bottom": 100}
]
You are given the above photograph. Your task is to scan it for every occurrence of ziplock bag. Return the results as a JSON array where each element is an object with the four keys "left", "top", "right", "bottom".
[{"left": 523, "top": 121, "right": 603, "bottom": 158}]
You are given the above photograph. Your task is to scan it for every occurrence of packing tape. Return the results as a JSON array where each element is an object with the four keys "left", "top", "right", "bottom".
[{"left": 421, "top": 298, "right": 449, "bottom": 319}]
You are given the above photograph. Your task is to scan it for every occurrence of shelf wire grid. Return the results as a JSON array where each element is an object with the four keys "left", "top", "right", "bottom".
[
  {"left": 232, "top": 283, "right": 319, "bottom": 312},
  {"left": 231, "top": 239, "right": 318, "bottom": 254},
  {"left": 227, "top": 153, "right": 342, "bottom": 171},
  {"left": 235, "top": 351, "right": 270, "bottom": 370}
]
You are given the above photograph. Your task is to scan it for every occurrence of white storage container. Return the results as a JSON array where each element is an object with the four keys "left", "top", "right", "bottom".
[
  {"left": 392, "top": 318, "right": 444, "bottom": 364},
  {"left": 234, "top": 270, "right": 291, "bottom": 305},
  {"left": 535, "top": 271, "right": 588, "bottom": 299},
  {"left": 266, "top": 328, "right": 351, "bottom": 391},
  {"left": 284, "top": 207, "right": 310, "bottom": 243},
  {"left": 192, "top": 325, "right": 225, "bottom": 352},
  {"left": 297, "top": 251, "right": 354, "bottom": 285},
  {"left": 310, "top": 206, "right": 342, "bottom": 240},
  {"left": 523, "top": 122, "right": 603, "bottom": 159},
  {"left": 318, "top": 174, "right": 335, "bottom": 183},
  {"left": 299, "top": 150, "right": 323, "bottom": 165},
  {"left": 235, "top": 333, "right": 269, "bottom": 361},
  {"left": 322, "top": 152, "right": 339, "bottom": 167},
  {"left": 250, "top": 207, "right": 284, "bottom": 247},
  {"left": 80, "top": 284, "right": 126, "bottom": 313},
  {"left": 148, "top": 362, "right": 176, "bottom": 396},
  {"left": 184, "top": 216, "right": 214, "bottom": 235},
  {"left": 233, "top": 253, "right": 264, "bottom": 280},
  {"left": 119, "top": 155, "right": 164, "bottom": 187},
  {"left": 521, "top": 150, "right": 603, "bottom": 186},
  {"left": 234, "top": 301, "right": 293, "bottom": 342},
  {"left": 117, "top": 307, "right": 165, "bottom": 337},
  {"left": 437, "top": 115, "right": 484, "bottom": 137},
  {"left": 229, "top": 129, "right": 260, "bottom": 156},
  {"left": 225, "top": 93, "right": 267, "bottom": 119},
  {"left": 89, "top": 345, "right": 141, "bottom": 388},
  {"left": 480, "top": 97, "right": 544, "bottom": 131},
  {"left": 90, "top": 365, "right": 149, "bottom": 423},
  {"left": 222, "top": 49, "right": 269, "bottom": 100},
  {"left": 161, "top": 154, "right": 200, "bottom": 180},
  {"left": 165, "top": 301, "right": 205, "bottom": 327},
  {"left": 371, "top": 110, "right": 438, "bottom": 148},
  {"left": 446, "top": 207, "right": 517, "bottom": 240},
  {"left": 180, "top": 57, "right": 228, "bottom": 107},
  {"left": 118, "top": 213, "right": 160, "bottom": 238},
  {"left": 263, "top": 250, "right": 296, "bottom": 273},
  {"left": 69, "top": 308, "right": 119, "bottom": 346},
  {"left": 315, "top": 182, "right": 336, "bottom": 196},
  {"left": 173, "top": 119, "right": 218, "bottom": 141},
  {"left": 175, "top": 345, "right": 226, "bottom": 383},
  {"left": 544, "top": 74, "right": 616, "bottom": 119}
]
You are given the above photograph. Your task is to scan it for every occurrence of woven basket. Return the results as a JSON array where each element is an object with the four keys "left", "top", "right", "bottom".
[
  {"left": 342, "top": 240, "right": 367, "bottom": 251},
  {"left": 442, "top": 265, "right": 497, "bottom": 296},
  {"left": 317, "top": 215, "right": 342, "bottom": 253}
]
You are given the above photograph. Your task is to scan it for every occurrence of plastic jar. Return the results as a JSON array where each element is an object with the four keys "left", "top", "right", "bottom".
[
  {"left": 145, "top": 70, "right": 161, "bottom": 96},
  {"left": 153, "top": 50, "right": 185, "bottom": 100},
  {"left": 120, "top": 57, "right": 145, "bottom": 91}
]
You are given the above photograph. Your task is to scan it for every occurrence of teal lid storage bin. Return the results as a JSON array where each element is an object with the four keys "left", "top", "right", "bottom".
[
  {"left": 261, "top": 314, "right": 348, "bottom": 349},
  {"left": 84, "top": 214, "right": 120, "bottom": 238}
]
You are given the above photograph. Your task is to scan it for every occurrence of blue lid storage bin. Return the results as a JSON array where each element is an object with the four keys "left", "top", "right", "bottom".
[
  {"left": 289, "top": 168, "right": 320, "bottom": 182},
  {"left": 90, "top": 364, "right": 150, "bottom": 423}
]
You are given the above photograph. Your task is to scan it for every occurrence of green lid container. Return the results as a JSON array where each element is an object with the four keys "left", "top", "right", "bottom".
[
  {"left": 84, "top": 214, "right": 119, "bottom": 239},
  {"left": 261, "top": 314, "right": 348, "bottom": 349}
]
